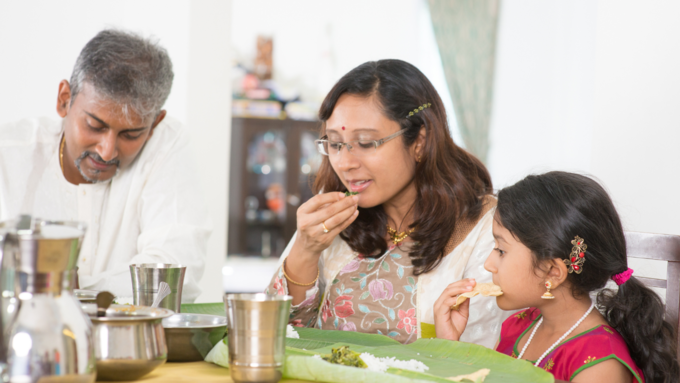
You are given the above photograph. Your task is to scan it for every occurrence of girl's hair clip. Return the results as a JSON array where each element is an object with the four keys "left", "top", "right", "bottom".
[
  {"left": 563, "top": 236, "right": 587, "bottom": 274},
  {"left": 406, "top": 103, "right": 432, "bottom": 118}
]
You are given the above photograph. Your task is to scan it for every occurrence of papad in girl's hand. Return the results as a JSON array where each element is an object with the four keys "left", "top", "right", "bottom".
[{"left": 450, "top": 283, "right": 503, "bottom": 310}]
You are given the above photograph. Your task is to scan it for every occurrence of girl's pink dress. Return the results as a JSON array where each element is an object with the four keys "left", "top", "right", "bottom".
[{"left": 497, "top": 308, "right": 645, "bottom": 382}]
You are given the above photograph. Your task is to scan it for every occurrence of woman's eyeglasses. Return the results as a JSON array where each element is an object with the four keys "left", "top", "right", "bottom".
[{"left": 315, "top": 129, "right": 407, "bottom": 157}]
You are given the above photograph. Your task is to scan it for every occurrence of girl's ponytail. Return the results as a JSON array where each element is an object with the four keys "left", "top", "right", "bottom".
[{"left": 598, "top": 276, "right": 679, "bottom": 383}]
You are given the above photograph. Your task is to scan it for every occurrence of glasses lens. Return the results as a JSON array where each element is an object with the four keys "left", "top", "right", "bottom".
[
  {"left": 350, "top": 140, "right": 377, "bottom": 157},
  {"left": 315, "top": 140, "right": 377, "bottom": 157},
  {"left": 328, "top": 141, "right": 342, "bottom": 154},
  {"left": 315, "top": 140, "right": 329, "bottom": 156}
]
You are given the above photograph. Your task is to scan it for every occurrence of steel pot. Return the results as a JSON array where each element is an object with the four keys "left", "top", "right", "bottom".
[{"left": 90, "top": 305, "right": 173, "bottom": 381}]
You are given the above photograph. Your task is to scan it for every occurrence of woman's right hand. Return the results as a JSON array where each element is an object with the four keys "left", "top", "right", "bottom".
[
  {"left": 292, "top": 192, "right": 359, "bottom": 258},
  {"left": 284, "top": 192, "right": 359, "bottom": 304},
  {"left": 433, "top": 278, "right": 477, "bottom": 342}
]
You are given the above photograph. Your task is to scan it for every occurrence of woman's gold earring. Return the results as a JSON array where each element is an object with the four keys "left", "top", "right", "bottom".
[
  {"left": 541, "top": 281, "right": 555, "bottom": 299},
  {"left": 416, "top": 155, "right": 421, "bottom": 162}
]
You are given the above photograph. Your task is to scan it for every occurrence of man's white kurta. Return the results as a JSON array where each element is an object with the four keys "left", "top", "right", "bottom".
[{"left": 0, "top": 117, "right": 211, "bottom": 301}]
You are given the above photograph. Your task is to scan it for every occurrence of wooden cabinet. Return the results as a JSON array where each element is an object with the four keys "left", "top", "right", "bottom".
[{"left": 228, "top": 117, "right": 322, "bottom": 258}]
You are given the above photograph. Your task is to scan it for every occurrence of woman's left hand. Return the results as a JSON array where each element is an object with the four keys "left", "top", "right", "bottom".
[{"left": 433, "top": 278, "right": 476, "bottom": 341}]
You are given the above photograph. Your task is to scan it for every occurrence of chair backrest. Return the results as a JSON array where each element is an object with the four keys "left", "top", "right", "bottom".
[{"left": 625, "top": 231, "right": 680, "bottom": 355}]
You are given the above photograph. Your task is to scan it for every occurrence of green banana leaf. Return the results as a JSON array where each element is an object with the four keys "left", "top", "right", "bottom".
[
  {"left": 284, "top": 328, "right": 552, "bottom": 383},
  {"left": 284, "top": 356, "right": 434, "bottom": 383},
  {"left": 181, "top": 302, "right": 226, "bottom": 316},
  {"left": 205, "top": 323, "right": 553, "bottom": 383},
  {"left": 291, "top": 327, "right": 400, "bottom": 347}
]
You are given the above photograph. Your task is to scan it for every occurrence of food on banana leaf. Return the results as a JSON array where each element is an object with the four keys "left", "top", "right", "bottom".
[
  {"left": 287, "top": 324, "right": 300, "bottom": 339},
  {"left": 451, "top": 283, "right": 503, "bottom": 310},
  {"left": 344, "top": 191, "right": 360, "bottom": 196},
  {"left": 321, "top": 346, "right": 367, "bottom": 368},
  {"left": 316, "top": 346, "right": 429, "bottom": 373},
  {"left": 359, "top": 352, "right": 429, "bottom": 373}
]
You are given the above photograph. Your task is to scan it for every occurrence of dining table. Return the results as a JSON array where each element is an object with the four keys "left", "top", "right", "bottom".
[
  {"left": 112, "top": 361, "right": 306, "bottom": 383},
  {"left": 129, "top": 303, "right": 567, "bottom": 383},
  {"left": 112, "top": 361, "right": 569, "bottom": 383}
]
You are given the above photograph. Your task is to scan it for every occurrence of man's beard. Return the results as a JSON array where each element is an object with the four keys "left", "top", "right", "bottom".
[{"left": 74, "top": 151, "right": 120, "bottom": 183}]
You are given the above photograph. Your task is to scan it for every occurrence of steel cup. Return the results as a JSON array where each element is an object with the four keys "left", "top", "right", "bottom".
[
  {"left": 224, "top": 293, "right": 292, "bottom": 383},
  {"left": 130, "top": 263, "right": 186, "bottom": 312}
]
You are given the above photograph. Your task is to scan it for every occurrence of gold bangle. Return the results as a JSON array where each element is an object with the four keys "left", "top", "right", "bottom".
[{"left": 282, "top": 259, "right": 319, "bottom": 287}]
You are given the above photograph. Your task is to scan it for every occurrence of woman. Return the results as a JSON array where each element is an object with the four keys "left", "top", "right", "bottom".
[{"left": 266, "top": 59, "right": 507, "bottom": 347}]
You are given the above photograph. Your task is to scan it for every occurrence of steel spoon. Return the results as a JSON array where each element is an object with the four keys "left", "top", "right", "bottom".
[{"left": 151, "top": 282, "right": 172, "bottom": 308}]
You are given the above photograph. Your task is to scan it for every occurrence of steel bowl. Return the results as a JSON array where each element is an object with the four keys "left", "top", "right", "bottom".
[
  {"left": 90, "top": 305, "right": 173, "bottom": 381},
  {"left": 162, "top": 313, "right": 227, "bottom": 361}
]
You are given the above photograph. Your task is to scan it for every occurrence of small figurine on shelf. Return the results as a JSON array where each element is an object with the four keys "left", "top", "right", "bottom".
[
  {"left": 265, "top": 183, "right": 286, "bottom": 218},
  {"left": 254, "top": 35, "right": 273, "bottom": 80}
]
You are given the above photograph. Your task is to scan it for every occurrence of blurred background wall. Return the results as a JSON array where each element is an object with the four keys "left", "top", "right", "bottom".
[
  {"left": 489, "top": 0, "right": 680, "bottom": 240},
  {"left": 0, "top": 0, "right": 678, "bottom": 295}
]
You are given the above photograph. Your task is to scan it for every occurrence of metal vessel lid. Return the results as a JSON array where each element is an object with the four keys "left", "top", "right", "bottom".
[
  {"left": 162, "top": 313, "right": 227, "bottom": 329},
  {"left": 0, "top": 215, "right": 86, "bottom": 239},
  {"left": 74, "top": 289, "right": 101, "bottom": 301},
  {"left": 89, "top": 305, "right": 174, "bottom": 322}
]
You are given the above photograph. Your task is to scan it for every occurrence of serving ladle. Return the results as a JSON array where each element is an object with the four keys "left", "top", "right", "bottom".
[{"left": 96, "top": 291, "right": 115, "bottom": 317}]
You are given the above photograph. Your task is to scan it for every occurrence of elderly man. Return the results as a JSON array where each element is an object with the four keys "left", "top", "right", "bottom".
[{"left": 0, "top": 29, "right": 211, "bottom": 301}]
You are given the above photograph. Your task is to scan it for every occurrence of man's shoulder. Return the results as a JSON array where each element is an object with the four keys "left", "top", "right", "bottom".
[
  {"left": 131, "top": 116, "right": 193, "bottom": 174},
  {"left": 149, "top": 116, "right": 187, "bottom": 142},
  {"left": 0, "top": 117, "right": 60, "bottom": 147},
  {"left": 137, "top": 116, "right": 188, "bottom": 157}
]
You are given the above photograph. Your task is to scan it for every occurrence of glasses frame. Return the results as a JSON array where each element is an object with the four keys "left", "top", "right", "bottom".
[{"left": 315, "top": 128, "right": 407, "bottom": 157}]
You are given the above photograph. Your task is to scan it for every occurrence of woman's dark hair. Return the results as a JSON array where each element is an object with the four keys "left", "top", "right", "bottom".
[
  {"left": 314, "top": 59, "right": 492, "bottom": 275},
  {"left": 496, "top": 171, "right": 679, "bottom": 383}
]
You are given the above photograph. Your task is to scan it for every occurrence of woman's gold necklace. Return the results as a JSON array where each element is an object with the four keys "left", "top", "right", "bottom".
[
  {"left": 59, "top": 134, "right": 65, "bottom": 172},
  {"left": 386, "top": 224, "right": 415, "bottom": 245}
]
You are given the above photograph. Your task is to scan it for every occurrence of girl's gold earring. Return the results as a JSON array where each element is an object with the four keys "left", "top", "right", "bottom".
[
  {"left": 416, "top": 155, "right": 422, "bottom": 162},
  {"left": 541, "top": 281, "right": 555, "bottom": 299}
]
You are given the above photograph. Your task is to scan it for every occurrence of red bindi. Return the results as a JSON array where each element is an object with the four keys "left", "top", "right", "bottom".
[{"left": 342, "top": 126, "right": 346, "bottom": 130}]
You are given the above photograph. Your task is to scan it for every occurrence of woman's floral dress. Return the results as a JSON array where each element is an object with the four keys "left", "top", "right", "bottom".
[{"left": 269, "top": 242, "right": 420, "bottom": 343}]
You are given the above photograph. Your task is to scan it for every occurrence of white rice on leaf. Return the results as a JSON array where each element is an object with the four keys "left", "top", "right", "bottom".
[
  {"left": 286, "top": 355, "right": 431, "bottom": 383},
  {"left": 359, "top": 352, "right": 429, "bottom": 373},
  {"left": 287, "top": 324, "right": 300, "bottom": 339}
]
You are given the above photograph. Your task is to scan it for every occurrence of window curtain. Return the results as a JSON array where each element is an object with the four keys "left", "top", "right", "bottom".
[{"left": 428, "top": 0, "right": 500, "bottom": 164}]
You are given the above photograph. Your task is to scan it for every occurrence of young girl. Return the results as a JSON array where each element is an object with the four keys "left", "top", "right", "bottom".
[{"left": 434, "top": 172, "right": 679, "bottom": 383}]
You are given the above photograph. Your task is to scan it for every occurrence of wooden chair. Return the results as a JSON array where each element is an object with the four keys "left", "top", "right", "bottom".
[{"left": 625, "top": 231, "right": 680, "bottom": 355}]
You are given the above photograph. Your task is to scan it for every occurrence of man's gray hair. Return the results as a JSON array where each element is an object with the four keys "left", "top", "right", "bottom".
[{"left": 69, "top": 29, "right": 174, "bottom": 121}]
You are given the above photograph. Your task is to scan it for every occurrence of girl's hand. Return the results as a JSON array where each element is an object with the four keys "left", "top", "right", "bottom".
[
  {"left": 433, "top": 278, "right": 476, "bottom": 341},
  {"left": 292, "top": 192, "right": 359, "bottom": 260}
]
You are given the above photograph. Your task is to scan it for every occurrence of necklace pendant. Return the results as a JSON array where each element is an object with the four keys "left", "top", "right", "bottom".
[{"left": 386, "top": 224, "right": 414, "bottom": 245}]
